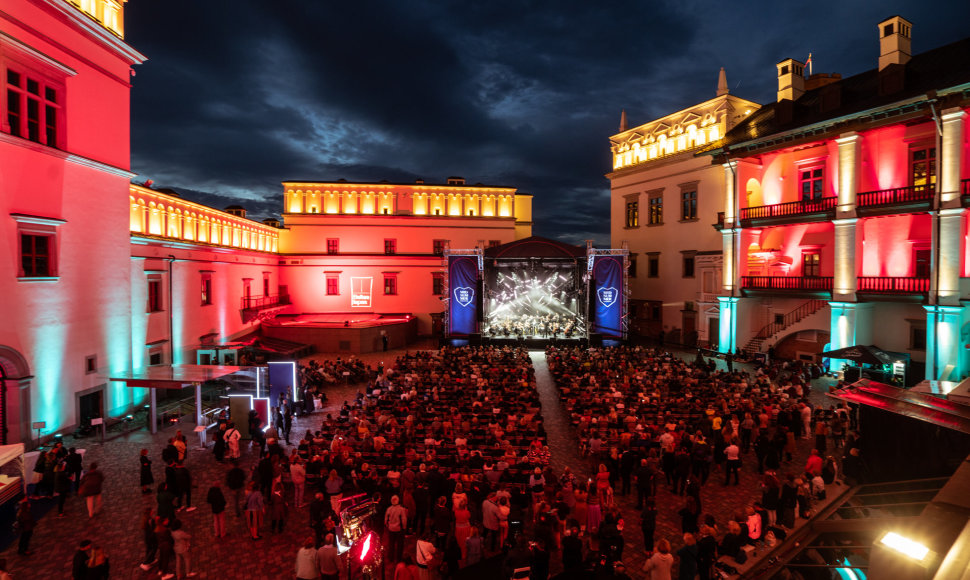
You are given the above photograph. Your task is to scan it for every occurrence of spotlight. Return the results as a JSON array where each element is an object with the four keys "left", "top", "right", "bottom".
[{"left": 879, "top": 532, "right": 931, "bottom": 562}]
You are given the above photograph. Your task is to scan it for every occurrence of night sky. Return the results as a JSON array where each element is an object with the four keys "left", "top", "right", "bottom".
[{"left": 125, "top": 1, "right": 968, "bottom": 247}]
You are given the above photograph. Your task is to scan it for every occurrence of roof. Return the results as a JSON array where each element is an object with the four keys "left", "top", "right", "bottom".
[
  {"left": 108, "top": 365, "right": 251, "bottom": 389},
  {"left": 708, "top": 37, "right": 970, "bottom": 158},
  {"left": 830, "top": 379, "right": 970, "bottom": 435},
  {"left": 281, "top": 179, "right": 519, "bottom": 191},
  {"left": 484, "top": 236, "right": 586, "bottom": 259}
]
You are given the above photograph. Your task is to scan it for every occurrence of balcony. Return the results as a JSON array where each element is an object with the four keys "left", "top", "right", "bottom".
[
  {"left": 857, "top": 276, "right": 929, "bottom": 294},
  {"left": 741, "top": 276, "right": 833, "bottom": 294},
  {"left": 960, "top": 179, "right": 970, "bottom": 206},
  {"left": 738, "top": 196, "right": 837, "bottom": 226},
  {"left": 714, "top": 212, "right": 725, "bottom": 230},
  {"left": 241, "top": 294, "right": 291, "bottom": 322},
  {"left": 857, "top": 184, "right": 933, "bottom": 216}
]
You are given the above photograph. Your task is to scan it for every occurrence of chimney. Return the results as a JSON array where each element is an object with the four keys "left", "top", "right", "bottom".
[
  {"left": 776, "top": 58, "right": 806, "bottom": 102},
  {"left": 716, "top": 67, "right": 729, "bottom": 97},
  {"left": 447, "top": 176, "right": 465, "bottom": 186},
  {"left": 878, "top": 15, "right": 912, "bottom": 71}
]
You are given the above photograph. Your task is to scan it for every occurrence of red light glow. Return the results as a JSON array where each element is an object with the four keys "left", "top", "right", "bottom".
[{"left": 359, "top": 532, "right": 372, "bottom": 561}]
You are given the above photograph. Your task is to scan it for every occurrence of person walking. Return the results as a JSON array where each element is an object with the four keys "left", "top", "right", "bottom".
[
  {"left": 207, "top": 484, "right": 228, "bottom": 538},
  {"left": 15, "top": 498, "right": 34, "bottom": 556},
  {"left": 78, "top": 462, "right": 104, "bottom": 518},
  {"left": 245, "top": 481, "right": 265, "bottom": 540},
  {"left": 140, "top": 449, "right": 154, "bottom": 494},
  {"left": 171, "top": 519, "right": 196, "bottom": 578},
  {"left": 295, "top": 536, "right": 319, "bottom": 580}
]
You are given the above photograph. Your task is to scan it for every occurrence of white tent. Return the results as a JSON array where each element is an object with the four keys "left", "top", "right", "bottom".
[{"left": 0, "top": 443, "right": 26, "bottom": 505}]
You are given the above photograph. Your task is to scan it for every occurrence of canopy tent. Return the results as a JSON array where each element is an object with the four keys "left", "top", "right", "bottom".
[
  {"left": 821, "top": 344, "right": 896, "bottom": 366},
  {"left": 0, "top": 443, "right": 26, "bottom": 505}
]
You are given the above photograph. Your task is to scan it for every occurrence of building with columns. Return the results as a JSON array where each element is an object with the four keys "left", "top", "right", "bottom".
[
  {"left": 608, "top": 70, "right": 760, "bottom": 345},
  {"left": 709, "top": 16, "right": 970, "bottom": 381}
]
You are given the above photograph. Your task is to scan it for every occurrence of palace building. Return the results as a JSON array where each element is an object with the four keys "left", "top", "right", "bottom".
[
  {"left": 608, "top": 70, "right": 760, "bottom": 346},
  {"left": 0, "top": 0, "right": 532, "bottom": 445},
  {"left": 709, "top": 16, "right": 970, "bottom": 382}
]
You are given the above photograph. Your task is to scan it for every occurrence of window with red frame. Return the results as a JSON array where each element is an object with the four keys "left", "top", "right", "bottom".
[
  {"left": 5, "top": 68, "right": 61, "bottom": 148},
  {"left": 799, "top": 167, "right": 824, "bottom": 201}
]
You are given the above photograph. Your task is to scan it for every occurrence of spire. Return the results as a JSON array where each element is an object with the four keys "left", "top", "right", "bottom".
[
  {"left": 618, "top": 109, "right": 628, "bottom": 132},
  {"left": 716, "top": 67, "right": 729, "bottom": 96}
]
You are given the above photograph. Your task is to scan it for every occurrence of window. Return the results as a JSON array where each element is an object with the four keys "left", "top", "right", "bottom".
[
  {"left": 149, "top": 352, "right": 163, "bottom": 366},
  {"left": 327, "top": 238, "right": 339, "bottom": 254},
  {"left": 432, "top": 273, "right": 444, "bottom": 295},
  {"left": 681, "top": 189, "right": 697, "bottom": 221},
  {"left": 5, "top": 67, "right": 62, "bottom": 147},
  {"left": 326, "top": 274, "right": 340, "bottom": 296},
  {"left": 201, "top": 273, "right": 212, "bottom": 305},
  {"left": 799, "top": 167, "right": 824, "bottom": 201},
  {"left": 648, "top": 193, "right": 663, "bottom": 225},
  {"left": 12, "top": 214, "right": 63, "bottom": 278},
  {"left": 682, "top": 253, "right": 695, "bottom": 278},
  {"left": 802, "top": 251, "right": 821, "bottom": 277},
  {"left": 20, "top": 233, "right": 51, "bottom": 277},
  {"left": 911, "top": 147, "right": 936, "bottom": 188},
  {"left": 147, "top": 278, "right": 162, "bottom": 312},
  {"left": 910, "top": 325, "right": 926, "bottom": 351},
  {"left": 433, "top": 239, "right": 446, "bottom": 255},
  {"left": 384, "top": 239, "right": 397, "bottom": 255},
  {"left": 914, "top": 248, "right": 931, "bottom": 278},
  {"left": 383, "top": 274, "right": 398, "bottom": 295},
  {"left": 263, "top": 274, "right": 271, "bottom": 297},
  {"left": 628, "top": 255, "right": 637, "bottom": 278},
  {"left": 625, "top": 201, "right": 639, "bottom": 228},
  {"left": 85, "top": 355, "right": 97, "bottom": 374},
  {"left": 647, "top": 253, "right": 660, "bottom": 278}
]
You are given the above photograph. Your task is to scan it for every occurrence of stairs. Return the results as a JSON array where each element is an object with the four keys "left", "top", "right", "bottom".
[{"left": 743, "top": 299, "right": 828, "bottom": 354}]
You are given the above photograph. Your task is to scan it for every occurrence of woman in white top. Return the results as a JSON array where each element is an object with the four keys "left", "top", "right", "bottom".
[{"left": 642, "top": 538, "right": 674, "bottom": 580}]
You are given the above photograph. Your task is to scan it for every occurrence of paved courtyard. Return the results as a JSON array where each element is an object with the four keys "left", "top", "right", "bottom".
[{"left": 0, "top": 344, "right": 831, "bottom": 578}]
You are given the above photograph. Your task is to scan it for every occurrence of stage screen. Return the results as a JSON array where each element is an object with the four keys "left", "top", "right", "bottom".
[{"left": 484, "top": 265, "right": 585, "bottom": 338}]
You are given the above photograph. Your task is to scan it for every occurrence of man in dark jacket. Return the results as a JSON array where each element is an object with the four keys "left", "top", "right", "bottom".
[
  {"left": 72, "top": 539, "right": 92, "bottom": 580},
  {"left": 15, "top": 498, "right": 34, "bottom": 555}
]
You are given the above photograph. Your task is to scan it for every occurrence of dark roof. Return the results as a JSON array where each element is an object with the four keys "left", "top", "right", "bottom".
[
  {"left": 484, "top": 236, "right": 586, "bottom": 259},
  {"left": 711, "top": 37, "right": 970, "bottom": 157}
]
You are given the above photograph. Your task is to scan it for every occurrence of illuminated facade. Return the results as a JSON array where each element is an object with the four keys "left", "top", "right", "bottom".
[
  {"left": 712, "top": 17, "right": 970, "bottom": 381},
  {"left": 279, "top": 178, "right": 533, "bottom": 336},
  {"left": 608, "top": 70, "right": 760, "bottom": 345},
  {"left": 0, "top": 0, "right": 145, "bottom": 443}
]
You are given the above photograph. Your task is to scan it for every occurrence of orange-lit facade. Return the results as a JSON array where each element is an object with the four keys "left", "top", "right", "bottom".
[{"left": 714, "top": 17, "right": 970, "bottom": 381}]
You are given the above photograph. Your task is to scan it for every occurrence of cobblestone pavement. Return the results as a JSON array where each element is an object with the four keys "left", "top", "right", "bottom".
[{"left": 1, "top": 344, "right": 832, "bottom": 579}]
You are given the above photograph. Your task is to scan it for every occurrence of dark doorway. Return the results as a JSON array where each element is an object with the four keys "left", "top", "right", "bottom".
[{"left": 78, "top": 390, "right": 103, "bottom": 427}]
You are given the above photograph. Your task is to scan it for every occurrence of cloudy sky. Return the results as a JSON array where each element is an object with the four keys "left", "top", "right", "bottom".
[{"left": 126, "top": 1, "right": 967, "bottom": 247}]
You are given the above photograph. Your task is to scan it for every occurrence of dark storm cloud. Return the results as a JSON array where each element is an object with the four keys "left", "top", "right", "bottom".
[{"left": 127, "top": 1, "right": 969, "bottom": 246}]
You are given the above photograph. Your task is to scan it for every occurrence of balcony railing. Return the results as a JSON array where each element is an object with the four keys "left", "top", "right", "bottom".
[
  {"left": 857, "top": 276, "right": 930, "bottom": 294},
  {"left": 741, "top": 276, "right": 833, "bottom": 291},
  {"left": 961, "top": 179, "right": 970, "bottom": 206},
  {"left": 857, "top": 184, "right": 933, "bottom": 208},
  {"left": 739, "top": 196, "right": 837, "bottom": 221},
  {"left": 715, "top": 212, "right": 725, "bottom": 229},
  {"left": 241, "top": 294, "right": 291, "bottom": 310}
]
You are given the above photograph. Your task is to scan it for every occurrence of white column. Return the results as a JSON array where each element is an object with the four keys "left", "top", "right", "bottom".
[
  {"left": 937, "top": 208, "right": 963, "bottom": 305},
  {"left": 149, "top": 388, "right": 157, "bottom": 434},
  {"left": 722, "top": 161, "right": 738, "bottom": 226},
  {"left": 721, "top": 230, "right": 736, "bottom": 294},
  {"left": 835, "top": 132, "right": 861, "bottom": 217},
  {"left": 832, "top": 218, "right": 857, "bottom": 300},
  {"left": 940, "top": 108, "right": 966, "bottom": 207}
]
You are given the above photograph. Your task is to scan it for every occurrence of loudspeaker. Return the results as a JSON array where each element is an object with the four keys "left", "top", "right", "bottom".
[{"left": 476, "top": 278, "right": 484, "bottom": 322}]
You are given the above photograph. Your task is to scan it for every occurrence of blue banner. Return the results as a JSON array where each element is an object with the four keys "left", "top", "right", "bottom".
[
  {"left": 449, "top": 256, "right": 478, "bottom": 335},
  {"left": 593, "top": 256, "right": 623, "bottom": 337}
]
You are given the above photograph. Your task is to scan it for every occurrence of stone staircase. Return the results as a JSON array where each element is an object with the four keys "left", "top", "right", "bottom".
[{"left": 743, "top": 299, "right": 829, "bottom": 354}]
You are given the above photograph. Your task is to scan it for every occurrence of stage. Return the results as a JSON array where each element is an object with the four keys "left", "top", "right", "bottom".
[{"left": 262, "top": 313, "right": 419, "bottom": 353}]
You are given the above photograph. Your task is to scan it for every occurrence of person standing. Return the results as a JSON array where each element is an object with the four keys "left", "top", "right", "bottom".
[
  {"left": 53, "top": 461, "right": 71, "bottom": 516},
  {"left": 15, "top": 498, "right": 34, "bottom": 556},
  {"left": 155, "top": 517, "right": 175, "bottom": 580},
  {"left": 66, "top": 447, "right": 83, "bottom": 492},
  {"left": 207, "top": 484, "right": 227, "bottom": 538},
  {"left": 175, "top": 461, "right": 196, "bottom": 512},
  {"left": 317, "top": 533, "right": 342, "bottom": 580},
  {"left": 415, "top": 533, "right": 436, "bottom": 580},
  {"left": 226, "top": 464, "right": 246, "bottom": 516},
  {"left": 723, "top": 440, "right": 741, "bottom": 486},
  {"left": 72, "top": 539, "right": 92, "bottom": 580},
  {"left": 213, "top": 423, "right": 227, "bottom": 463},
  {"left": 140, "top": 449, "right": 154, "bottom": 494},
  {"left": 290, "top": 457, "right": 307, "bottom": 508},
  {"left": 78, "top": 462, "right": 104, "bottom": 518},
  {"left": 139, "top": 509, "right": 158, "bottom": 571},
  {"left": 295, "top": 536, "right": 319, "bottom": 580},
  {"left": 157, "top": 482, "right": 177, "bottom": 523},
  {"left": 245, "top": 481, "right": 265, "bottom": 540},
  {"left": 225, "top": 422, "right": 241, "bottom": 461},
  {"left": 269, "top": 484, "right": 288, "bottom": 533},
  {"left": 385, "top": 495, "right": 408, "bottom": 563},
  {"left": 171, "top": 519, "right": 196, "bottom": 578},
  {"left": 642, "top": 538, "right": 674, "bottom": 579},
  {"left": 85, "top": 545, "right": 110, "bottom": 580}
]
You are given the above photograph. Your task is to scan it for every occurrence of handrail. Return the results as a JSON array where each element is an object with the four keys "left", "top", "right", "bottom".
[
  {"left": 741, "top": 276, "right": 833, "bottom": 291},
  {"left": 857, "top": 184, "right": 933, "bottom": 207},
  {"left": 739, "top": 196, "right": 837, "bottom": 221},
  {"left": 241, "top": 293, "right": 291, "bottom": 310},
  {"left": 754, "top": 299, "right": 828, "bottom": 339},
  {"left": 857, "top": 276, "right": 929, "bottom": 293}
]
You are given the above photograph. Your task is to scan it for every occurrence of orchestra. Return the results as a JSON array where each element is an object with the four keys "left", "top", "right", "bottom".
[{"left": 484, "top": 312, "right": 585, "bottom": 339}]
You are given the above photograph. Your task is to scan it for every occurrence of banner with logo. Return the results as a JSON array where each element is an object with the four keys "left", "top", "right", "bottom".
[
  {"left": 592, "top": 255, "right": 623, "bottom": 337},
  {"left": 448, "top": 256, "right": 478, "bottom": 335}
]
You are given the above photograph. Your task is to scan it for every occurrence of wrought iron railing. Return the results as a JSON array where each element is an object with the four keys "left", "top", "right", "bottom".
[
  {"left": 739, "top": 196, "right": 837, "bottom": 221},
  {"left": 857, "top": 276, "right": 930, "bottom": 293},
  {"left": 741, "top": 276, "right": 833, "bottom": 291},
  {"left": 857, "top": 184, "right": 933, "bottom": 207},
  {"left": 240, "top": 294, "right": 291, "bottom": 310},
  {"left": 753, "top": 299, "right": 828, "bottom": 339}
]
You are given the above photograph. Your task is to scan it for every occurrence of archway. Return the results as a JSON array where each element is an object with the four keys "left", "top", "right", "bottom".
[
  {"left": 772, "top": 329, "right": 830, "bottom": 362},
  {"left": 0, "top": 346, "right": 31, "bottom": 445}
]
